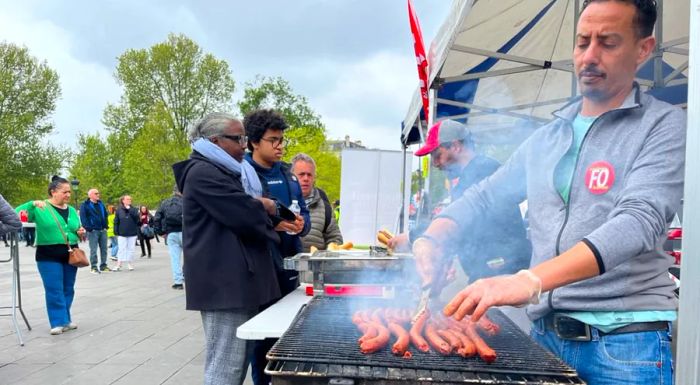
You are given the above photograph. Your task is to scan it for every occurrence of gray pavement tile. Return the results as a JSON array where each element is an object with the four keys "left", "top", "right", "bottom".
[
  {"left": 0, "top": 362, "right": 51, "bottom": 384},
  {"left": 0, "top": 242, "right": 215, "bottom": 384}
]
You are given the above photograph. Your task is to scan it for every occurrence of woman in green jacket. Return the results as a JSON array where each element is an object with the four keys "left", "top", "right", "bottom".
[{"left": 15, "top": 176, "right": 86, "bottom": 335}]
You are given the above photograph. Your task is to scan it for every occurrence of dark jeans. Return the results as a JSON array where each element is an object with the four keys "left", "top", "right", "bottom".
[
  {"left": 24, "top": 227, "right": 35, "bottom": 246},
  {"left": 87, "top": 229, "right": 108, "bottom": 269},
  {"left": 250, "top": 272, "right": 298, "bottom": 385},
  {"left": 138, "top": 232, "right": 152, "bottom": 256}
]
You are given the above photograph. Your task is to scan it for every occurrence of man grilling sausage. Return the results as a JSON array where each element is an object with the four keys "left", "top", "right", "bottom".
[
  {"left": 389, "top": 119, "right": 531, "bottom": 283},
  {"left": 413, "top": 1, "right": 683, "bottom": 384}
]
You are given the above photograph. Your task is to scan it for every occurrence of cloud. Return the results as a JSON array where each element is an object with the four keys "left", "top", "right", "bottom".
[
  {"left": 0, "top": 0, "right": 450, "bottom": 152},
  {"left": 305, "top": 51, "right": 418, "bottom": 150},
  {"left": 0, "top": 1, "right": 120, "bottom": 147}
]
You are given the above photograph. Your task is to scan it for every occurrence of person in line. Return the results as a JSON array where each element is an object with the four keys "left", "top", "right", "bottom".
[
  {"left": 291, "top": 153, "right": 343, "bottom": 252},
  {"left": 389, "top": 119, "right": 531, "bottom": 282},
  {"left": 15, "top": 176, "right": 86, "bottom": 335},
  {"left": 413, "top": 1, "right": 683, "bottom": 383},
  {"left": 106, "top": 205, "right": 118, "bottom": 260},
  {"left": 174, "top": 112, "right": 281, "bottom": 385},
  {"left": 244, "top": 109, "right": 310, "bottom": 385},
  {"left": 79, "top": 188, "right": 110, "bottom": 274},
  {"left": 137, "top": 205, "right": 154, "bottom": 258},
  {"left": 112, "top": 195, "right": 140, "bottom": 271},
  {"left": 0, "top": 194, "right": 22, "bottom": 242},
  {"left": 154, "top": 187, "right": 185, "bottom": 289},
  {"left": 20, "top": 209, "right": 36, "bottom": 247}
]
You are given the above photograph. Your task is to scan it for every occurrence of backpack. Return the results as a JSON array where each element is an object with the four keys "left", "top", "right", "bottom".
[
  {"left": 162, "top": 197, "right": 183, "bottom": 227},
  {"left": 317, "top": 188, "right": 333, "bottom": 233}
]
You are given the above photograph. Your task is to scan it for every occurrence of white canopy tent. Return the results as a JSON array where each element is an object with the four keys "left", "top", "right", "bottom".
[
  {"left": 399, "top": 0, "right": 700, "bottom": 383},
  {"left": 401, "top": 0, "right": 688, "bottom": 146}
]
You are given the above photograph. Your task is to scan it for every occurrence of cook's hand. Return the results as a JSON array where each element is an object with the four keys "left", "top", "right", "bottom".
[
  {"left": 387, "top": 232, "right": 410, "bottom": 251},
  {"left": 33, "top": 200, "right": 46, "bottom": 209},
  {"left": 77, "top": 227, "right": 86, "bottom": 236},
  {"left": 257, "top": 197, "right": 277, "bottom": 215},
  {"left": 412, "top": 237, "right": 444, "bottom": 287},
  {"left": 444, "top": 270, "right": 542, "bottom": 322}
]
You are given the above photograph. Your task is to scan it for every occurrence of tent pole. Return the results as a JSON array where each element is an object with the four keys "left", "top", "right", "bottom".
[
  {"left": 654, "top": 0, "right": 664, "bottom": 87},
  {"left": 572, "top": 0, "right": 580, "bottom": 97},
  {"left": 677, "top": 0, "right": 700, "bottom": 383},
  {"left": 399, "top": 144, "right": 408, "bottom": 233}
]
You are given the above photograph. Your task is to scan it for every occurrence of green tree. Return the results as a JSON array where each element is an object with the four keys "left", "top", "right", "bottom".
[
  {"left": 69, "top": 133, "right": 125, "bottom": 206},
  {"left": 237, "top": 76, "right": 341, "bottom": 201},
  {"left": 72, "top": 34, "right": 233, "bottom": 206},
  {"left": 122, "top": 105, "right": 189, "bottom": 208},
  {"left": 0, "top": 42, "right": 63, "bottom": 204},
  {"left": 104, "top": 33, "right": 235, "bottom": 138}
]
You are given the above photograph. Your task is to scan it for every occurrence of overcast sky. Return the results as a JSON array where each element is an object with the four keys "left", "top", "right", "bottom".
[{"left": 0, "top": 0, "right": 451, "bottom": 151}]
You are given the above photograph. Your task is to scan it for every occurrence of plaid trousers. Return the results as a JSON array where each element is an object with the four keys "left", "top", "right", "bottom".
[{"left": 201, "top": 308, "right": 257, "bottom": 385}]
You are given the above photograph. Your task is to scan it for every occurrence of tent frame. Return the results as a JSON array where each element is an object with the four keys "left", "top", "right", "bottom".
[{"left": 402, "top": 0, "right": 689, "bottom": 141}]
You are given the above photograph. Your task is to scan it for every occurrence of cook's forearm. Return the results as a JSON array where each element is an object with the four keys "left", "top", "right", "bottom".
[{"left": 530, "top": 242, "right": 599, "bottom": 292}]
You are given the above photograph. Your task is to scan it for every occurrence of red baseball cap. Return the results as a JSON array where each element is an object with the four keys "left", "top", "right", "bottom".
[{"left": 414, "top": 119, "right": 471, "bottom": 156}]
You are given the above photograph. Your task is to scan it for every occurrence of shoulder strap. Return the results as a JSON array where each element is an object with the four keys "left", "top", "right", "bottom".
[
  {"left": 317, "top": 188, "right": 332, "bottom": 232},
  {"left": 46, "top": 201, "right": 71, "bottom": 249}
]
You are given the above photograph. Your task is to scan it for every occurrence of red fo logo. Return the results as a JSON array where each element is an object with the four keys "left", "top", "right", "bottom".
[{"left": 584, "top": 161, "right": 615, "bottom": 194}]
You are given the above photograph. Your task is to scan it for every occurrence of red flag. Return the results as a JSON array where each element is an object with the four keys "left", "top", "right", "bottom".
[{"left": 408, "top": 0, "right": 430, "bottom": 123}]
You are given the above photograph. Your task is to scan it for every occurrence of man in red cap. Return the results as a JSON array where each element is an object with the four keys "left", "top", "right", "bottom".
[{"left": 390, "top": 119, "right": 531, "bottom": 283}]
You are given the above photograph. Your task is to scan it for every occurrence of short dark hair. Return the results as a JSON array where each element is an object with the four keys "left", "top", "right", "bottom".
[
  {"left": 581, "top": 0, "right": 657, "bottom": 38},
  {"left": 48, "top": 175, "right": 69, "bottom": 196},
  {"left": 243, "top": 109, "right": 288, "bottom": 152}
]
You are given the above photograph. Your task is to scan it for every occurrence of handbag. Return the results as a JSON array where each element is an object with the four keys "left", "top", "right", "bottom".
[
  {"left": 141, "top": 225, "right": 155, "bottom": 239},
  {"left": 47, "top": 202, "right": 90, "bottom": 268}
]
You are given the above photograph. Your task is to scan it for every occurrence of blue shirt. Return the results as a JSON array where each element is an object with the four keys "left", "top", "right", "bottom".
[{"left": 555, "top": 114, "right": 596, "bottom": 203}]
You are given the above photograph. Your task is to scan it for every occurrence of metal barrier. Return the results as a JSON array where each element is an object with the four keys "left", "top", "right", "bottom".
[{"left": 0, "top": 232, "right": 31, "bottom": 346}]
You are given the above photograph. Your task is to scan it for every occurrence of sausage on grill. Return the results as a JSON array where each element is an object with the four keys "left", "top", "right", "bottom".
[
  {"left": 388, "top": 322, "right": 410, "bottom": 356},
  {"left": 465, "top": 322, "right": 497, "bottom": 363},
  {"left": 425, "top": 322, "right": 452, "bottom": 355},
  {"left": 360, "top": 323, "right": 391, "bottom": 354},
  {"left": 409, "top": 310, "right": 431, "bottom": 352}
]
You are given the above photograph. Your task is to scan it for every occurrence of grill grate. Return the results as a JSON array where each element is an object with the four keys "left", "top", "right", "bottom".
[{"left": 267, "top": 296, "right": 585, "bottom": 384}]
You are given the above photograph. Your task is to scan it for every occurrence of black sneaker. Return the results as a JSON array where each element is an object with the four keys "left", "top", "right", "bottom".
[
  {"left": 90, "top": 267, "right": 100, "bottom": 274},
  {"left": 171, "top": 283, "right": 184, "bottom": 290}
]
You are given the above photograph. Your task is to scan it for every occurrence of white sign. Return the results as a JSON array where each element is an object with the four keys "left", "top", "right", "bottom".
[{"left": 339, "top": 149, "right": 412, "bottom": 246}]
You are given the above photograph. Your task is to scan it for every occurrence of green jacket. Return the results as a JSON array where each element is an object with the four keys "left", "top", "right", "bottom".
[{"left": 15, "top": 201, "right": 81, "bottom": 246}]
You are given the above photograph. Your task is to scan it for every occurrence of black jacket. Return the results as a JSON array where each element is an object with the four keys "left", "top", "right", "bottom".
[
  {"left": 173, "top": 152, "right": 281, "bottom": 310},
  {"left": 450, "top": 155, "right": 532, "bottom": 281},
  {"left": 113, "top": 206, "right": 140, "bottom": 237},
  {"left": 154, "top": 195, "right": 183, "bottom": 234}
]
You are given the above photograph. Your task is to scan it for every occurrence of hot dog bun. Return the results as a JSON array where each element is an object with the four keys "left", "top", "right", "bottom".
[{"left": 377, "top": 229, "right": 394, "bottom": 246}]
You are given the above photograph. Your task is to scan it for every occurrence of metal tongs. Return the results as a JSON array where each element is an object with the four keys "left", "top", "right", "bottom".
[{"left": 411, "top": 255, "right": 449, "bottom": 323}]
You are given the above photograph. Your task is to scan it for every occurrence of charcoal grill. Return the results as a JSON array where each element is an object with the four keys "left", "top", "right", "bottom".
[{"left": 266, "top": 297, "right": 585, "bottom": 384}]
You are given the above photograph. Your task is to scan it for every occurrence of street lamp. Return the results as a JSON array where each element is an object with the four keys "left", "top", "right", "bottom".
[{"left": 70, "top": 178, "right": 80, "bottom": 209}]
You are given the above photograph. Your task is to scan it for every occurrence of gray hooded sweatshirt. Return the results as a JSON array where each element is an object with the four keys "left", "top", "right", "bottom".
[{"left": 439, "top": 84, "right": 685, "bottom": 321}]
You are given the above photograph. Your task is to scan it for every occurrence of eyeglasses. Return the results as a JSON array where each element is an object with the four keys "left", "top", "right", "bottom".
[
  {"left": 220, "top": 134, "right": 248, "bottom": 145},
  {"left": 260, "top": 136, "right": 286, "bottom": 147}
]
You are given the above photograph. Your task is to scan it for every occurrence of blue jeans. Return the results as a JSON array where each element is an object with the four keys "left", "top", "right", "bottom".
[
  {"left": 36, "top": 261, "right": 78, "bottom": 328},
  {"left": 167, "top": 232, "right": 184, "bottom": 284},
  {"left": 87, "top": 229, "right": 108, "bottom": 269},
  {"left": 531, "top": 319, "right": 673, "bottom": 385},
  {"left": 110, "top": 236, "right": 118, "bottom": 257}
]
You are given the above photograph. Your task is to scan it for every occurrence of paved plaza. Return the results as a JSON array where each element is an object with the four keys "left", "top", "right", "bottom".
[{"left": 0, "top": 239, "right": 255, "bottom": 385}]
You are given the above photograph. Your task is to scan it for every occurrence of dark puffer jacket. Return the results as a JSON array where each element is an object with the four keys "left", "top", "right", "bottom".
[{"left": 173, "top": 151, "right": 281, "bottom": 310}]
